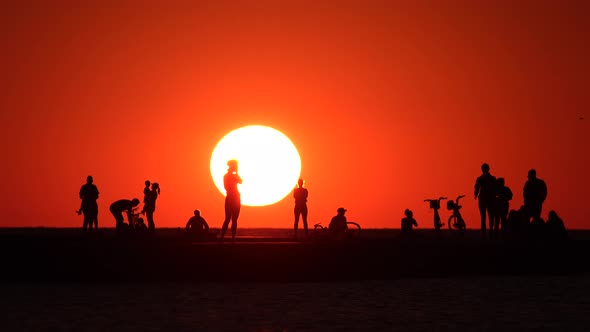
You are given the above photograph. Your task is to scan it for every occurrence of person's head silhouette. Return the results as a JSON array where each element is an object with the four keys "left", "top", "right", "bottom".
[
  {"left": 131, "top": 198, "right": 140, "bottom": 206},
  {"left": 337, "top": 207, "right": 347, "bottom": 215},
  {"left": 86, "top": 176, "right": 93, "bottom": 184},
  {"left": 481, "top": 163, "right": 490, "bottom": 174},
  {"left": 194, "top": 209, "right": 201, "bottom": 217},
  {"left": 298, "top": 178, "right": 304, "bottom": 188},
  {"left": 145, "top": 180, "right": 150, "bottom": 187},
  {"left": 404, "top": 209, "right": 413, "bottom": 218},
  {"left": 227, "top": 159, "right": 238, "bottom": 173},
  {"left": 151, "top": 182, "right": 160, "bottom": 194},
  {"left": 497, "top": 177, "right": 505, "bottom": 186},
  {"left": 528, "top": 169, "right": 537, "bottom": 180}
]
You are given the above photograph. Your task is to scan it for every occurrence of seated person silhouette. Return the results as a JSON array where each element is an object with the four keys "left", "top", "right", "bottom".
[
  {"left": 186, "top": 209, "right": 216, "bottom": 240},
  {"left": 529, "top": 216, "right": 546, "bottom": 240},
  {"left": 329, "top": 207, "right": 348, "bottom": 238},
  {"left": 109, "top": 198, "right": 140, "bottom": 230},
  {"left": 401, "top": 209, "right": 418, "bottom": 234},
  {"left": 546, "top": 210, "right": 568, "bottom": 241}
]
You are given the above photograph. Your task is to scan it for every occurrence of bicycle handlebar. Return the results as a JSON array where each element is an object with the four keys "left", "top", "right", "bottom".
[
  {"left": 455, "top": 195, "right": 465, "bottom": 204},
  {"left": 424, "top": 197, "right": 447, "bottom": 202}
]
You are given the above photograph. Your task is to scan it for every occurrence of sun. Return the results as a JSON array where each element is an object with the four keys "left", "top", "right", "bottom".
[{"left": 210, "top": 125, "right": 302, "bottom": 206}]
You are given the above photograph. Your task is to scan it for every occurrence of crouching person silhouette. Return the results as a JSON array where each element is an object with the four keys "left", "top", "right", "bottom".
[{"left": 110, "top": 198, "right": 140, "bottom": 231}]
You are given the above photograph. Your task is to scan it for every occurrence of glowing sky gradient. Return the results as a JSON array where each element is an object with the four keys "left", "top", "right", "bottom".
[{"left": 1, "top": 1, "right": 588, "bottom": 228}]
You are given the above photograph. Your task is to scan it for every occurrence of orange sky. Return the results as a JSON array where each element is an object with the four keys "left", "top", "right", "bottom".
[{"left": 1, "top": 1, "right": 588, "bottom": 229}]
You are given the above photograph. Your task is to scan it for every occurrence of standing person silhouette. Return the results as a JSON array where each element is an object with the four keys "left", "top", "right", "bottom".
[
  {"left": 141, "top": 180, "right": 150, "bottom": 214},
  {"left": 293, "top": 178, "right": 309, "bottom": 237},
  {"left": 220, "top": 159, "right": 242, "bottom": 243},
  {"left": 523, "top": 169, "right": 547, "bottom": 222},
  {"left": 143, "top": 182, "right": 160, "bottom": 231},
  {"left": 495, "top": 177, "right": 513, "bottom": 232},
  {"left": 474, "top": 163, "right": 496, "bottom": 236},
  {"left": 77, "top": 175, "right": 99, "bottom": 231}
]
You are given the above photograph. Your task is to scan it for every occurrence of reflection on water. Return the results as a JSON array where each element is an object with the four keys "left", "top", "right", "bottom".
[{"left": 2, "top": 275, "right": 589, "bottom": 332}]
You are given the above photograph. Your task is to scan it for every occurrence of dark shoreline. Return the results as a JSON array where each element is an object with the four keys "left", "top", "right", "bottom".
[{"left": 1, "top": 228, "right": 588, "bottom": 283}]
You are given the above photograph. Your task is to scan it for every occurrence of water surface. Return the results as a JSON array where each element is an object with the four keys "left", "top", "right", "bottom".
[{"left": 2, "top": 275, "right": 589, "bottom": 331}]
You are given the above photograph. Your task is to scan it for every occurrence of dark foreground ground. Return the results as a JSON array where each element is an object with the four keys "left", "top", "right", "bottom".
[{"left": 0, "top": 228, "right": 588, "bottom": 283}]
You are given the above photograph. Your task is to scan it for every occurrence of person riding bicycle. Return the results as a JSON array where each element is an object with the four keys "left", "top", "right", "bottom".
[
  {"left": 329, "top": 207, "right": 348, "bottom": 238},
  {"left": 110, "top": 198, "right": 140, "bottom": 231}
]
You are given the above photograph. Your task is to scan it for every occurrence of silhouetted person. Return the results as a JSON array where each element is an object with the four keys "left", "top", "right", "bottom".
[
  {"left": 504, "top": 209, "right": 519, "bottom": 239},
  {"left": 494, "top": 177, "right": 513, "bottom": 233},
  {"left": 293, "top": 178, "right": 309, "bottom": 237},
  {"left": 546, "top": 210, "right": 568, "bottom": 242},
  {"left": 401, "top": 209, "right": 418, "bottom": 234},
  {"left": 474, "top": 163, "right": 496, "bottom": 235},
  {"left": 523, "top": 169, "right": 547, "bottom": 222},
  {"left": 220, "top": 160, "right": 242, "bottom": 242},
  {"left": 78, "top": 175, "right": 99, "bottom": 231},
  {"left": 141, "top": 180, "right": 150, "bottom": 214},
  {"left": 329, "top": 207, "right": 348, "bottom": 238},
  {"left": 186, "top": 209, "right": 216, "bottom": 240},
  {"left": 143, "top": 182, "right": 160, "bottom": 231},
  {"left": 186, "top": 209, "right": 209, "bottom": 232},
  {"left": 516, "top": 205, "right": 530, "bottom": 238},
  {"left": 110, "top": 198, "right": 140, "bottom": 230}
]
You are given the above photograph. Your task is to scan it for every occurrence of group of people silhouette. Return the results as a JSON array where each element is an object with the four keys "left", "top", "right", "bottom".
[
  {"left": 400, "top": 163, "right": 567, "bottom": 241},
  {"left": 77, "top": 176, "right": 161, "bottom": 232},
  {"left": 473, "top": 163, "right": 563, "bottom": 239},
  {"left": 77, "top": 160, "right": 567, "bottom": 242}
]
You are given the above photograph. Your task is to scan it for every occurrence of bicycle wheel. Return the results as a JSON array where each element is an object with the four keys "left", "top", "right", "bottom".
[
  {"left": 448, "top": 215, "right": 457, "bottom": 230},
  {"left": 346, "top": 222, "right": 361, "bottom": 238},
  {"left": 457, "top": 216, "right": 466, "bottom": 230}
]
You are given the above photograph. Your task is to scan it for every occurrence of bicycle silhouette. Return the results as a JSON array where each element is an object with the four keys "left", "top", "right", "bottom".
[
  {"left": 313, "top": 221, "right": 362, "bottom": 239},
  {"left": 424, "top": 196, "right": 447, "bottom": 230},
  {"left": 446, "top": 195, "right": 466, "bottom": 231},
  {"left": 129, "top": 207, "right": 148, "bottom": 231}
]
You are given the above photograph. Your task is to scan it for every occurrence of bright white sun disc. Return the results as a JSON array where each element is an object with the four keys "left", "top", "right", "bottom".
[{"left": 210, "top": 125, "right": 302, "bottom": 206}]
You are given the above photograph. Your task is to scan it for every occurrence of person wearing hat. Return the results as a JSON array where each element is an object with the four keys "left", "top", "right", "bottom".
[{"left": 329, "top": 207, "right": 348, "bottom": 237}]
